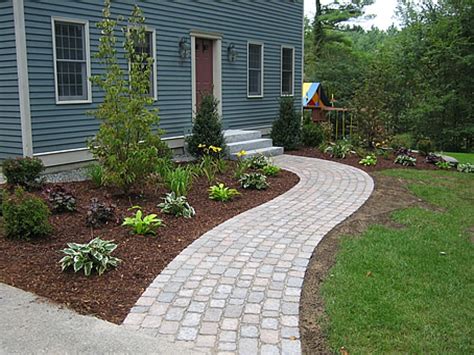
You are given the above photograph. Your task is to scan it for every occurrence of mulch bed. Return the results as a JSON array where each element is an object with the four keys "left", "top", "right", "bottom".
[
  {"left": 286, "top": 147, "right": 439, "bottom": 173},
  {"left": 0, "top": 164, "right": 299, "bottom": 324}
]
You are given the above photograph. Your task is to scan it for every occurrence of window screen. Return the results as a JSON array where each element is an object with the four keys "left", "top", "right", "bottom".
[
  {"left": 248, "top": 43, "right": 263, "bottom": 97},
  {"left": 281, "top": 47, "right": 294, "bottom": 95}
]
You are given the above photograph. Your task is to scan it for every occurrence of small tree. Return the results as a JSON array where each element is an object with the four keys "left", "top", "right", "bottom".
[
  {"left": 186, "top": 94, "right": 226, "bottom": 157},
  {"left": 271, "top": 97, "right": 302, "bottom": 150},
  {"left": 88, "top": 0, "right": 170, "bottom": 193}
]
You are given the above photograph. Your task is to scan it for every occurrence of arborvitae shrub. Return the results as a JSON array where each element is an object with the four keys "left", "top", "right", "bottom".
[
  {"left": 2, "top": 188, "right": 52, "bottom": 240},
  {"left": 2, "top": 157, "right": 44, "bottom": 189},
  {"left": 186, "top": 94, "right": 226, "bottom": 157},
  {"left": 271, "top": 97, "right": 301, "bottom": 150},
  {"left": 302, "top": 121, "right": 324, "bottom": 147}
]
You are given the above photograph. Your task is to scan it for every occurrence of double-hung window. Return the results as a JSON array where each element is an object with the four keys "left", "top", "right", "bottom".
[
  {"left": 247, "top": 42, "right": 264, "bottom": 98},
  {"left": 131, "top": 29, "right": 157, "bottom": 100},
  {"left": 52, "top": 18, "right": 91, "bottom": 104},
  {"left": 281, "top": 46, "right": 294, "bottom": 96}
]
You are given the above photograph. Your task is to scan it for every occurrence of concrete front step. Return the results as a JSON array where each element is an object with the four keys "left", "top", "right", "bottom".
[
  {"left": 227, "top": 138, "right": 273, "bottom": 154},
  {"left": 230, "top": 146, "right": 284, "bottom": 160},
  {"left": 223, "top": 129, "right": 262, "bottom": 144}
]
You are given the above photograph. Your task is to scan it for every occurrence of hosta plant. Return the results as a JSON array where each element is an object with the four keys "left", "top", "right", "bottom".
[
  {"left": 47, "top": 185, "right": 77, "bottom": 213},
  {"left": 158, "top": 192, "right": 195, "bottom": 218},
  {"left": 209, "top": 183, "right": 240, "bottom": 202},
  {"left": 86, "top": 198, "right": 116, "bottom": 228},
  {"left": 248, "top": 154, "right": 272, "bottom": 169},
  {"left": 325, "top": 140, "right": 353, "bottom": 159},
  {"left": 122, "top": 206, "right": 163, "bottom": 235},
  {"left": 261, "top": 164, "right": 281, "bottom": 176},
  {"left": 394, "top": 154, "right": 416, "bottom": 166},
  {"left": 359, "top": 155, "right": 377, "bottom": 166},
  {"left": 435, "top": 161, "right": 451, "bottom": 170},
  {"left": 457, "top": 163, "right": 474, "bottom": 173},
  {"left": 59, "top": 237, "right": 120, "bottom": 276},
  {"left": 239, "top": 172, "right": 269, "bottom": 190}
]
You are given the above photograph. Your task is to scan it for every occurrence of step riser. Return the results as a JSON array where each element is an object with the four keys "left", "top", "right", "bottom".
[
  {"left": 227, "top": 139, "right": 273, "bottom": 154},
  {"left": 224, "top": 130, "right": 262, "bottom": 143},
  {"left": 230, "top": 147, "right": 284, "bottom": 160}
]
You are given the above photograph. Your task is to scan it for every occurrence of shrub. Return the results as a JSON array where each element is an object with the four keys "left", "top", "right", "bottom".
[
  {"left": 261, "top": 165, "right": 281, "bottom": 176},
  {"left": 457, "top": 163, "right": 474, "bottom": 173},
  {"left": 2, "top": 157, "right": 44, "bottom": 190},
  {"left": 186, "top": 94, "right": 226, "bottom": 158},
  {"left": 271, "top": 97, "right": 301, "bottom": 150},
  {"left": 59, "top": 238, "right": 120, "bottom": 276},
  {"left": 248, "top": 154, "right": 272, "bottom": 170},
  {"left": 122, "top": 206, "right": 163, "bottom": 236},
  {"left": 394, "top": 155, "right": 417, "bottom": 166},
  {"left": 425, "top": 153, "right": 443, "bottom": 164},
  {"left": 88, "top": 1, "right": 170, "bottom": 193},
  {"left": 320, "top": 121, "right": 333, "bottom": 143},
  {"left": 209, "top": 183, "right": 240, "bottom": 202},
  {"left": 2, "top": 188, "right": 52, "bottom": 240},
  {"left": 86, "top": 164, "right": 104, "bottom": 188},
  {"left": 436, "top": 161, "right": 451, "bottom": 170},
  {"left": 46, "top": 185, "right": 76, "bottom": 213},
  {"left": 301, "top": 122, "right": 324, "bottom": 147},
  {"left": 158, "top": 192, "right": 195, "bottom": 218},
  {"left": 325, "top": 140, "right": 353, "bottom": 159},
  {"left": 417, "top": 138, "right": 433, "bottom": 156},
  {"left": 359, "top": 155, "right": 377, "bottom": 166},
  {"left": 164, "top": 166, "right": 194, "bottom": 197},
  {"left": 390, "top": 133, "right": 414, "bottom": 150},
  {"left": 86, "top": 198, "right": 116, "bottom": 228},
  {"left": 239, "top": 172, "right": 269, "bottom": 190}
]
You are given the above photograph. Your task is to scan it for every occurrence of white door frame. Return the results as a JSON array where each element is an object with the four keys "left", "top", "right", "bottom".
[{"left": 190, "top": 30, "right": 222, "bottom": 118}]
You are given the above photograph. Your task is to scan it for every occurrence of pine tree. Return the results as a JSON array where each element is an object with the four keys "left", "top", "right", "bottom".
[{"left": 271, "top": 97, "right": 301, "bottom": 150}]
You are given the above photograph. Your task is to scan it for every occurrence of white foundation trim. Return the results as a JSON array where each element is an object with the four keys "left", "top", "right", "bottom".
[{"left": 13, "top": 0, "right": 33, "bottom": 157}]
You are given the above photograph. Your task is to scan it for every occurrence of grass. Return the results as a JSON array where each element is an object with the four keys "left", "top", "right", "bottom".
[
  {"left": 441, "top": 152, "right": 474, "bottom": 164},
  {"left": 321, "top": 169, "right": 474, "bottom": 353}
]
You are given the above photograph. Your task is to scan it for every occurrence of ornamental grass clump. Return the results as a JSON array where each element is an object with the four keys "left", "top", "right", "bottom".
[
  {"left": 158, "top": 192, "right": 195, "bottom": 218},
  {"left": 164, "top": 166, "right": 194, "bottom": 197},
  {"left": 59, "top": 238, "right": 120, "bottom": 276}
]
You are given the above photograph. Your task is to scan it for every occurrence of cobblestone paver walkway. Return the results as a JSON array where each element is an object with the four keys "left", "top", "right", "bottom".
[{"left": 123, "top": 155, "right": 374, "bottom": 354}]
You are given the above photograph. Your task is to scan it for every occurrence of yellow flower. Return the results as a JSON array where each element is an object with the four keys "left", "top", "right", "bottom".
[
  {"left": 209, "top": 145, "right": 222, "bottom": 153},
  {"left": 198, "top": 144, "right": 206, "bottom": 149},
  {"left": 237, "top": 150, "right": 247, "bottom": 157}
]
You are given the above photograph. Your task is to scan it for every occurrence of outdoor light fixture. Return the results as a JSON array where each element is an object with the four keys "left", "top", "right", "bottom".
[
  {"left": 227, "top": 43, "right": 238, "bottom": 62},
  {"left": 179, "top": 37, "right": 190, "bottom": 59}
]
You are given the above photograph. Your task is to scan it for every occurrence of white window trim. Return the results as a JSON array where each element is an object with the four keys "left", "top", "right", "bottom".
[
  {"left": 51, "top": 17, "right": 92, "bottom": 105},
  {"left": 247, "top": 41, "right": 264, "bottom": 99},
  {"left": 127, "top": 27, "right": 158, "bottom": 101},
  {"left": 280, "top": 45, "right": 295, "bottom": 97}
]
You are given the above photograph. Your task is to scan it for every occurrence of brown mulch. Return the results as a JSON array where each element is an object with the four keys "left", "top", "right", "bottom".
[
  {"left": 286, "top": 147, "right": 438, "bottom": 173},
  {"left": 0, "top": 165, "right": 299, "bottom": 324}
]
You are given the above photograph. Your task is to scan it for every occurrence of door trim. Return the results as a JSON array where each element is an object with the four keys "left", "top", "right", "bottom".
[{"left": 190, "top": 31, "right": 222, "bottom": 118}]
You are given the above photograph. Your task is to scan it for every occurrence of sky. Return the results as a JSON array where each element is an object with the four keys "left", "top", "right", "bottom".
[{"left": 304, "top": 0, "right": 400, "bottom": 30}]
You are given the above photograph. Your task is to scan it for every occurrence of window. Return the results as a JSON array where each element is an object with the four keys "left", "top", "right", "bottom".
[
  {"left": 281, "top": 46, "right": 294, "bottom": 96},
  {"left": 131, "top": 29, "right": 157, "bottom": 100},
  {"left": 247, "top": 42, "right": 264, "bottom": 97},
  {"left": 52, "top": 18, "right": 91, "bottom": 104}
]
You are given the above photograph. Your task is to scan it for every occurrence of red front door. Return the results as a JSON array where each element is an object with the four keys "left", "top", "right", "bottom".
[{"left": 195, "top": 38, "right": 213, "bottom": 110}]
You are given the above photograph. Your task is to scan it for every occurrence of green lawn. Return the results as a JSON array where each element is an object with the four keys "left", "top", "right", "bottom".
[
  {"left": 321, "top": 169, "right": 474, "bottom": 353},
  {"left": 442, "top": 152, "right": 474, "bottom": 164}
]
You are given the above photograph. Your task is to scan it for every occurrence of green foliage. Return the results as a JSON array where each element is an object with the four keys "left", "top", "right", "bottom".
[
  {"left": 47, "top": 185, "right": 76, "bottom": 213},
  {"left": 261, "top": 165, "right": 281, "bottom": 177},
  {"left": 59, "top": 238, "right": 120, "bottom": 276},
  {"left": 375, "top": 148, "right": 391, "bottom": 160},
  {"left": 0, "top": 188, "right": 3, "bottom": 216},
  {"left": 390, "top": 133, "right": 414, "bottom": 150},
  {"left": 2, "top": 188, "right": 52, "bottom": 240},
  {"left": 359, "top": 155, "right": 377, "bottom": 166},
  {"left": 208, "top": 183, "right": 240, "bottom": 202},
  {"left": 239, "top": 172, "right": 269, "bottom": 190},
  {"left": 457, "top": 163, "right": 474, "bottom": 173},
  {"left": 85, "top": 198, "right": 116, "bottom": 228},
  {"left": 122, "top": 206, "right": 163, "bottom": 235},
  {"left": 2, "top": 157, "right": 44, "bottom": 190},
  {"left": 233, "top": 159, "right": 251, "bottom": 180},
  {"left": 302, "top": 121, "right": 324, "bottom": 147},
  {"left": 248, "top": 154, "right": 272, "bottom": 170},
  {"left": 158, "top": 192, "right": 195, "bottom": 218},
  {"left": 88, "top": 1, "right": 170, "bottom": 193},
  {"left": 86, "top": 164, "right": 104, "bottom": 188},
  {"left": 271, "top": 97, "right": 301, "bottom": 150},
  {"left": 164, "top": 166, "right": 194, "bottom": 197},
  {"left": 325, "top": 140, "right": 353, "bottom": 159},
  {"left": 186, "top": 94, "right": 226, "bottom": 158},
  {"left": 436, "top": 161, "right": 451, "bottom": 170},
  {"left": 394, "top": 155, "right": 417, "bottom": 166},
  {"left": 417, "top": 138, "right": 433, "bottom": 156},
  {"left": 425, "top": 153, "right": 443, "bottom": 165}
]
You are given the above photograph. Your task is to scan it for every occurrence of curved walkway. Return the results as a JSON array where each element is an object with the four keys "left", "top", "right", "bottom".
[{"left": 123, "top": 155, "right": 374, "bottom": 354}]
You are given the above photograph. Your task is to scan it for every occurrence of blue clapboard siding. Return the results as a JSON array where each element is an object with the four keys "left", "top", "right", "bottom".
[
  {"left": 23, "top": 0, "right": 303, "bottom": 154},
  {"left": 0, "top": 0, "right": 22, "bottom": 159}
]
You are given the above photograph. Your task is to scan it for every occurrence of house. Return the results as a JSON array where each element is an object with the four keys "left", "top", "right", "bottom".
[{"left": 0, "top": 0, "right": 304, "bottom": 167}]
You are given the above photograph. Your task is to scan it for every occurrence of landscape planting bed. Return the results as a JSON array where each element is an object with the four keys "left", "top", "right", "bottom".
[{"left": 0, "top": 166, "right": 299, "bottom": 324}]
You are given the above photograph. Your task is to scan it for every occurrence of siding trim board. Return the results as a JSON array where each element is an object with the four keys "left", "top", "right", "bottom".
[{"left": 13, "top": 0, "right": 32, "bottom": 156}]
